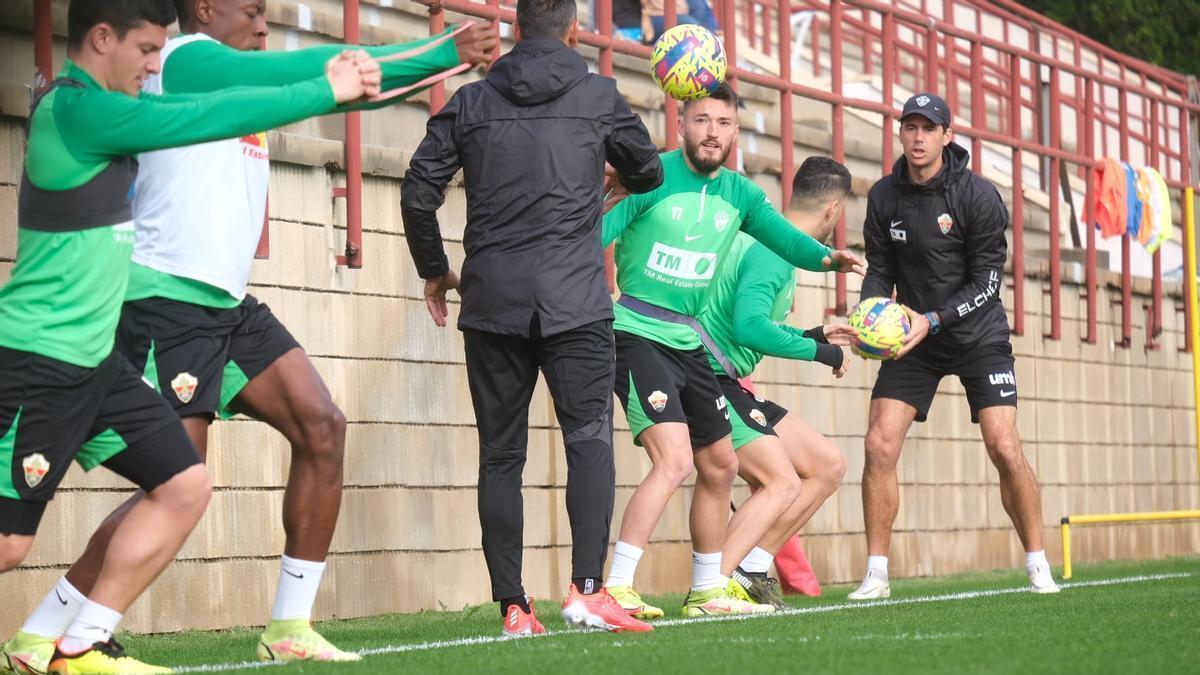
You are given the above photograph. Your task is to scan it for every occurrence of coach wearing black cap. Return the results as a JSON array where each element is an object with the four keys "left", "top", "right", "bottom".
[{"left": 847, "top": 92, "right": 1060, "bottom": 600}]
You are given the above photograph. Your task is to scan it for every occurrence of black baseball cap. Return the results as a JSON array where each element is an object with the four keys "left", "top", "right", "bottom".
[{"left": 900, "top": 93, "right": 952, "bottom": 127}]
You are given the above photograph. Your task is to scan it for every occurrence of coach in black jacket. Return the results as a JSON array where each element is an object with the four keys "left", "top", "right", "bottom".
[
  {"left": 401, "top": 0, "right": 663, "bottom": 633},
  {"left": 847, "top": 93, "right": 1060, "bottom": 601}
]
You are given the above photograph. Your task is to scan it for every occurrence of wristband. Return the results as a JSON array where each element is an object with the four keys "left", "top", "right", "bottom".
[
  {"left": 813, "top": 343, "right": 844, "bottom": 370},
  {"left": 802, "top": 325, "right": 829, "bottom": 344}
]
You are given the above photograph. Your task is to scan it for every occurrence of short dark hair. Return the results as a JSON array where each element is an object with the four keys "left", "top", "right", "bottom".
[
  {"left": 515, "top": 0, "right": 577, "bottom": 40},
  {"left": 683, "top": 81, "right": 739, "bottom": 113},
  {"left": 68, "top": 0, "right": 176, "bottom": 49},
  {"left": 790, "top": 156, "right": 851, "bottom": 211}
]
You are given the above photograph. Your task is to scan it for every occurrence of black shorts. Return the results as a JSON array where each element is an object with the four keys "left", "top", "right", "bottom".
[
  {"left": 614, "top": 331, "right": 731, "bottom": 448},
  {"left": 717, "top": 375, "right": 789, "bottom": 451},
  {"left": 0, "top": 348, "right": 199, "bottom": 535},
  {"left": 116, "top": 295, "right": 300, "bottom": 420},
  {"left": 872, "top": 340, "right": 1018, "bottom": 423}
]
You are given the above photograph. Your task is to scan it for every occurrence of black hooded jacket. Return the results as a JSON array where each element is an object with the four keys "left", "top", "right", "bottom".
[
  {"left": 401, "top": 39, "right": 663, "bottom": 337},
  {"left": 860, "top": 142, "right": 1011, "bottom": 351}
]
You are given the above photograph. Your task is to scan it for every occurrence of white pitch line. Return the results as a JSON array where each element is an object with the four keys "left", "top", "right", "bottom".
[{"left": 170, "top": 571, "right": 1191, "bottom": 673}]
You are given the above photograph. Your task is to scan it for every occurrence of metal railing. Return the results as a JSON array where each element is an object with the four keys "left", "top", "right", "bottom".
[{"left": 27, "top": 0, "right": 1200, "bottom": 344}]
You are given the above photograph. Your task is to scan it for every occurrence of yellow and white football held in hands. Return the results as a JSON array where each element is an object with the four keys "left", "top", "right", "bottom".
[{"left": 848, "top": 297, "right": 911, "bottom": 360}]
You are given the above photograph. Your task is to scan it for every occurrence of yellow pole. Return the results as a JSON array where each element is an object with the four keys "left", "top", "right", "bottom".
[
  {"left": 1188, "top": 187, "right": 1200, "bottom": 479},
  {"left": 1065, "top": 509, "right": 1200, "bottom": 525},
  {"left": 1061, "top": 521, "right": 1072, "bottom": 580}
]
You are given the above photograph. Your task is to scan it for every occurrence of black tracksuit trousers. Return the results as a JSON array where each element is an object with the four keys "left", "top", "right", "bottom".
[{"left": 463, "top": 318, "right": 616, "bottom": 601}]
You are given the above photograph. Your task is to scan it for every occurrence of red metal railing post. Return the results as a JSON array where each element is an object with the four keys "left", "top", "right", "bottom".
[
  {"left": 722, "top": 0, "right": 738, "bottom": 170},
  {"left": 860, "top": 7, "right": 871, "bottom": 76},
  {"left": 745, "top": 0, "right": 757, "bottom": 51},
  {"left": 1010, "top": 51, "right": 1025, "bottom": 336},
  {"left": 1150, "top": 98, "right": 1163, "bottom": 346},
  {"left": 812, "top": 17, "right": 821, "bottom": 77},
  {"left": 830, "top": 0, "right": 847, "bottom": 315},
  {"left": 1182, "top": 101, "right": 1195, "bottom": 353},
  {"left": 1047, "top": 65, "right": 1062, "bottom": 340},
  {"left": 664, "top": 0, "right": 679, "bottom": 150},
  {"left": 941, "top": 0, "right": 956, "bottom": 114},
  {"left": 1117, "top": 84, "right": 1132, "bottom": 346},
  {"left": 429, "top": 4, "right": 447, "bottom": 113},
  {"left": 969, "top": 36, "right": 983, "bottom": 175},
  {"left": 924, "top": 18, "right": 938, "bottom": 93},
  {"left": 778, "top": 0, "right": 795, "bottom": 210},
  {"left": 880, "top": 10, "right": 895, "bottom": 174},
  {"left": 256, "top": 31, "right": 270, "bottom": 260},
  {"left": 1083, "top": 76, "right": 1097, "bottom": 343},
  {"left": 33, "top": 0, "right": 53, "bottom": 93},
  {"left": 336, "top": 0, "right": 363, "bottom": 268},
  {"left": 598, "top": 0, "right": 615, "bottom": 292}
]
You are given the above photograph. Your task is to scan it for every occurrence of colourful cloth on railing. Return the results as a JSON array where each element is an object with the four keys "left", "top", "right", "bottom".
[
  {"left": 1146, "top": 167, "right": 1173, "bottom": 255},
  {"left": 1123, "top": 162, "right": 1143, "bottom": 239},
  {"left": 1093, "top": 157, "right": 1127, "bottom": 239},
  {"left": 1135, "top": 166, "right": 1156, "bottom": 247}
]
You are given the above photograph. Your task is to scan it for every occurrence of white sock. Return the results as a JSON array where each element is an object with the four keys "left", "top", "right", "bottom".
[
  {"left": 867, "top": 555, "right": 889, "bottom": 578},
  {"left": 1025, "top": 550, "right": 1049, "bottom": 571},
  {"left": 690, "top": 551, "right": 724, "bottom": 592},
  {"left": 739, "top": 547, "right": 775, "bottom": 575},
  {"left": 58, "top": 601, "right": 122, "bottom": 654},
  {"left": 605, "top": 541, "right": 643, "bottom": 588},
  {"left": 270, "top": 555, "right": 327, "bottom": 622},
  {"left": 21, "top": 577, "right": 88, "bottom": 639}
]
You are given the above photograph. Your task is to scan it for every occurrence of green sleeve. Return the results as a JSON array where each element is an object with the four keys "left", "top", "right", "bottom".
[
  {"left": 739, "top": 184, "right": 831, "bottom": 272},
  {"left": 602, "top": 191, "right": 647, "bottom": 246},
  {"left": 730, "top": 245, "right": 818, "bottom": 360},
  {"left": 62, "top": 78, "right": 335, "bottom": 161},
  {"left": 163, "top": 29, "right": 462, "bottom": 110}
]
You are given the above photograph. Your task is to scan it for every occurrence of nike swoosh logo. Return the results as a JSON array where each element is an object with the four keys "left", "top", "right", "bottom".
[
  {"left": 890, "top": 220, "right": 903, "bottom": 228},
  {"left": 55, "top": 589, "right": 68, "bottom": 605},
  {"left": 283, "top": 569, "right": 305, "bottom": 579},
  {"left": 684, "top": 234, "right": 702, "bottom": 242},
  {"left": 999, "top": 390, "right": 1016, "bottom": 398}
]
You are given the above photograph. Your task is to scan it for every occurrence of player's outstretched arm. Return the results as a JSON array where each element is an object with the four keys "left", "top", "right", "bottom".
[
  {"left": 163, "top": 25, "right": 487, "bottom": 102},
  {"left": 604, "top": 92, "right": 663, "bottom": 195},
  {"left": 728, "top": 245, "right": 844, "bottom": 372},
  {"left": 64, "top": 52, "right": 380, "bottom": 160},
  {"left": 742, "top": 190, "right": 846, "bottom": 273}
]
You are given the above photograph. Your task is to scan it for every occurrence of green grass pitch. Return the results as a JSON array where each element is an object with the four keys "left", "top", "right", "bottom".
[{"left": 118, "top": 557, "right": 1199, "bottom": 674}]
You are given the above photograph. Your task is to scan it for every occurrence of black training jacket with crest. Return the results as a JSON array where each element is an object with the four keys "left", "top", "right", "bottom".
[{"left": 860, "top": 142, "right": 1012, "bottom": 351}]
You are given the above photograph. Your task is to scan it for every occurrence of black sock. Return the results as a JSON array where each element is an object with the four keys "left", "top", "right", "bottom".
[
  {"left": 500, "top": 596, "right": 530, "bottom": 617},
  {"left": 572, "top": 577, "right": 602, "bottom": 594}
]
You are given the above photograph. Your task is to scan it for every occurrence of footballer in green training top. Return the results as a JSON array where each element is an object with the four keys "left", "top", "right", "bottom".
[{"left": 600, "top": 83, "right": 864, "bottom": 619}]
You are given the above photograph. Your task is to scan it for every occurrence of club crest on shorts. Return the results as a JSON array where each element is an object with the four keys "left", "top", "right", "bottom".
[
  {"left": 937, "top": 213, "right": 953, "bottom": 235},
  {"left": 171, "top": 372, "right": 199, "bottom": 404},
  {"left": 647, "top": 390, "right": 669, "bottom": 413},
  {"left": 23, "top": 453, "right": 50, "bottom": 488},
  {"left": 749, "top": 409, "right": 767, "bottom": 426}
]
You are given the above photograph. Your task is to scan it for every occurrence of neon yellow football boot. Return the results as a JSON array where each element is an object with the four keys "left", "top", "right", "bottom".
[
  {"left": 605, "top": 585, "right": 665, "bottom": 620},
  {"left": 47, "top": 638, "right": 172, "bottom": 674},
  {"left": 256, "top": 619, "right": 361, "bottom": 662},
  {"left": 2, "top": 631, "right": 55, "bottom": 675},
  {"left": 681, "top": 585, "right": 775, "bottom": 617}
]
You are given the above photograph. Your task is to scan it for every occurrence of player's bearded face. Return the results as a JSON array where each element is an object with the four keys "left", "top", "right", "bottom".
[{"left": 680, "top": 98, "right": 738, "bottom": 174}]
